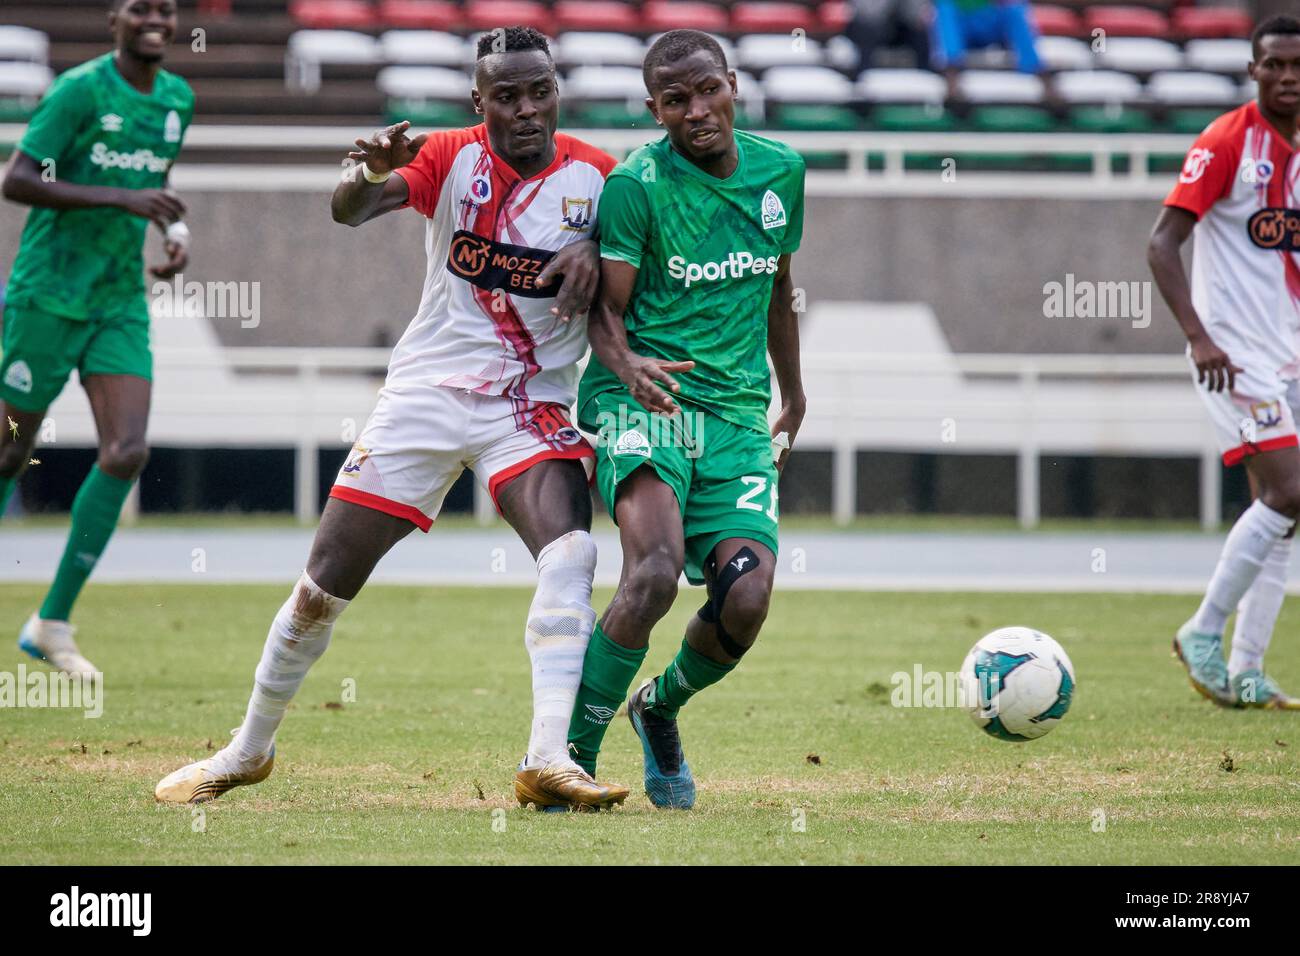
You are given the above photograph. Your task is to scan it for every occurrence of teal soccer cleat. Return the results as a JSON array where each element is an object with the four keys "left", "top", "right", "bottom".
[
  {"left": 1173, "top": 622, "right": 1232, "bottom": 706},
  {"left": 628, "top": 680, "right": 696, "bottom": 809}
]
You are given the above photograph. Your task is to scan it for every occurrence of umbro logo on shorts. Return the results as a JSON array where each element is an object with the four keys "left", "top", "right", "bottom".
[{"left": 3, "top": 360, "right": 33, "bottom": 394}]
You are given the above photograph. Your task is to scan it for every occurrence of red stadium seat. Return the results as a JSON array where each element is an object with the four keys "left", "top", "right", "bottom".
[
  {"left": 554, "top": 1, "right": 642, "bottom": 33},
  {"left": 1083, "top": 6, "right": 1170, "bottom": 39},
  {"left": 1031, "top": 5, "right": 1082, "bottom": 38},
  {"left": 641, "top": 2, "right": 731, "bottom": 34},
  {"left": 818, "top": 2, "right": 853, "bottom": 34},
  {"left": 378, "top": 1, "right": 462, "bottom": 30},
  {"left": 1172, "top": 7, "right": 1253, "bottom": 40},
  {"left": 464, "top": 0, "right": 554, "bottom": 34},
  {"left": 289, "top": 0, "right": 377, "bottom": 29},
  {"left": 731, "top": 3, "right": 819, "bottom": 35}
]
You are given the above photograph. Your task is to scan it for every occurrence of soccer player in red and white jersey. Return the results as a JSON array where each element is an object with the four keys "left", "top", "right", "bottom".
[
  {"left": 156, "top": 28, "right": 634, "bottom": 807},
  {"left": 1149, "top": 15, "right": 1300, "bottom": 710}
]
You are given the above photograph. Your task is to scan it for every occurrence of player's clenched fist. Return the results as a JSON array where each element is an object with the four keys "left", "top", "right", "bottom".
[
  {"left": 348, "top": 120, "right": 428, "bottom": 175},
  {"left": 619, "top": 355, "right": 696, "bottom": 415}
]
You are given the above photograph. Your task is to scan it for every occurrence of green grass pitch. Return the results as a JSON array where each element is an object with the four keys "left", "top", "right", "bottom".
[{"left": 1, "top": 584, "right": 1297, "bottom": 865}]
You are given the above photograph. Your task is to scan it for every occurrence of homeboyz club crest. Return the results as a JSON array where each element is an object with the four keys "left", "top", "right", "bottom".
[
  {"left": 760, "top": 189, "right": 786, "bottom": 230},
  {"left": 164, "top": 110, "right": 181, "bottom": 143},
  {"left": 3, "top": 360, "right": 32, "bottom": 395},
  {"left": 612, "top": 430, "right": 651, "bottom": 459}
]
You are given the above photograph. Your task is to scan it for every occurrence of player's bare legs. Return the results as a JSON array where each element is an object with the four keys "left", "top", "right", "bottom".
[
  {"left": 496, "top": 458, "right": 628, "bottom": 810},
  {"left": 0, "top": 402, "right": 44, "bottom": 505},
  {"left": 155, "top": 498, "right": 414, "bottom": 803},
  {"left": 1179, "top": 444, "right": 1300, "bottom": 704}
]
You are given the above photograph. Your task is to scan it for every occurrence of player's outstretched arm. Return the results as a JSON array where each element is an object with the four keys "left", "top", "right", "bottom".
[
  {"left": 588, "top": 257, "right": 694, "bottom": 415},
  {"left": 2, "top": 150, "right": 185, "bottom": 226},
  {"left": 1148, "top": 206, "right": 1241, "bottom": 392},
  {"left": 332, "top": 120, "right": 424, "bottom": 227},
  {"left": 767, "top": 255, "right": 805, "bottom": 472}
]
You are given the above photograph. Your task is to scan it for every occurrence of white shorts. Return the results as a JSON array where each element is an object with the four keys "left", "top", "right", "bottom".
[
  {"left": 1191, "top": 355, "right": 1300, "bottom": 466},
  {"left": 329, "top": 384, "right": 594, "bottom": 530}
]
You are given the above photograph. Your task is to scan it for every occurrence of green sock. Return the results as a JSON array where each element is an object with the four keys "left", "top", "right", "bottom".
[
  {"left": 567, "top": 623, "right": 647, "bottom": 775},
  {"left": 39, "top": 465, "right": 134, "bottom": 621},
  {"left": 0, "top": 475, "right": 14, "bottom": 517},
  {"left": 648, "top": 638, "right": 737, "bottom": 719}
]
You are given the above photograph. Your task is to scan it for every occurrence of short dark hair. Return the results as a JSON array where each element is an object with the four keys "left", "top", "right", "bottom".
[
  {"left": 1252, "top": 14, "right": 1300, "bottom": 59},
  {"left": 476, "top": 25, "right": 551, "bottom": 61},
  {"left": 642, "top": 29, "right": 728, "bottom": 94}
]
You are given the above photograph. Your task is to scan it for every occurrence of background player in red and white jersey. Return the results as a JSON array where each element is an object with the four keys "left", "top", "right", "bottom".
[
  {"left": 156, "top": 28, "right": 633, "bottom": 808},
  {"left": 1149, "top": 15, "right": 1300, "bottom": 710}
]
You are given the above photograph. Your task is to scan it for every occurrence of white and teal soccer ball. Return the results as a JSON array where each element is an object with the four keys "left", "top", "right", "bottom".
[{"left": 960, "top": 626, "right": 1076, "bottom": 741}]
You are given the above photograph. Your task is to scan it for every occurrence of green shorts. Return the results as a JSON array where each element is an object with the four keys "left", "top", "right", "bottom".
[
  {"left": 0, "top": 302, "right": 152, "bottom": 411},
  {"left": 582, "top": 387, "right": 779, "bottom": 585}
]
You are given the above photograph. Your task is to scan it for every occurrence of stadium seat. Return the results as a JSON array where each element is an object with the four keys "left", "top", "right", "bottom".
[
  {"left": 376, "top": 65, "right": 471, "bottom": 99},
  {"left": 857, "top": 68, "right": 947, "bottom": 104},
  {"left": 868, "top": 102, "right": 954, "bottom": 131},
  {"left": 379, "top": 30, "right": 467, "bottom": 66},
  {"left": 554, "top": 32, "right": 646, "bottom": 68},
  {"left": 1167, "top": 107, "right": 1225, "bottom": 133},
  {"left": 564, "top": 64, "right": 648, "bottom": 100},
  {"left": 1031, "top": 5, "right": 1083, "bottom": 37},
  {"left": 957, "top": 70, "right": 1044, "bottom": 104},
  {"left": 0, "top": 26, "right": 49, "bottom": 65},
  {"left": 1084, "top": 7, "right": 1169, "bottom": 39},
  {"left": 967, "top": 105, "right": 1056, "bottom": 132},
  {"left": 0, "top": 61, "right": 53, "bottom": 99},
  {"left": 285, "top": 30, "right": 381, "bottom": 93},
  {"left": 553, "top": 1, "right": 642, "bottom": 33},
  {"left": 642, "top": 2, "right": 731, "bottom": 33},
  {"left": 1035, "top": 36, "right": 1093, "bottom": 72},
  {"left": 1172, "top": 7, "right": 1253, "bottom": 40},
  {"left": 1067, "top": 104, "right": 1155, "bottom": 133},
  {"left": 464, "top": 1, "right": 554, "bottom": 34},
  {"left": 1184, "top": 38, "right": 1252, "bottom": 74},
  {"left": 1095, "top": 37, "right": 1183, "bottom": 74},
  {"left": 731, "top": 3, "right": 820, "bottom": 35},
  {"left": 825, "top": 35, "right": 860, "bottom": 72},
  {"left": 737, "top": 34, "right": 825, "bottom": 71},
  {"left": 771, "top": 102, "right": 861, "bottom": 131},
  {"left": 817, "top": 1, "right": 853, "bottom": 34},
  {"left": 377, "top": 1, "right": 461, "bottom": 30},
  {"left": 388, "top": 97, "right": 474, "bottom": 126},
  {"left": 1054, "top": 69, "right": 1142, "bottom": 105},
  {"left": 762, "top": 65, "right": 855, "bottom": 103},
  {"left": 289, "top": 0, "right": 377, "bottom": 30},
  {"left": 1147, "top": 71, "right": 1240, "bottom": 106}
]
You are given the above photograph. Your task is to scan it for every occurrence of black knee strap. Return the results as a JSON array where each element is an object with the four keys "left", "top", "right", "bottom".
[{"left": 696, "top": 546, "right": 760, "bottom": 659}]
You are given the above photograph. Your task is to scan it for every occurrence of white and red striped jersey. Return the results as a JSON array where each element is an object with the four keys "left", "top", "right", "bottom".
[
  {"left": 388, "top": 125, "right": 616, "bottom": 404},
  {"left": 1165, "top": 101, "right": 1300, "bottom": 380}
]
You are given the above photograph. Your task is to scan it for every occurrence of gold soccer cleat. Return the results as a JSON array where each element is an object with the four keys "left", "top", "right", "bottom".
[
  {"left": 154, "top": 746, "right": 275, "bottom": 804},
  {"left": 514, "top": 761, "right": 629, "bottom": 812}
]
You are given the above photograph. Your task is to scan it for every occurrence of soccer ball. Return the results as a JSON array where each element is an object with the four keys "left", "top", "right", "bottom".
[{"left": 960, "top": 626, "right": 1076, "bottom": 741}]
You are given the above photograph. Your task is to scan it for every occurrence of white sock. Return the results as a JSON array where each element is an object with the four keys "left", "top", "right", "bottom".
[
  {"left": 1193, "top": 500, "right": 1295, "bottom": 636},
  {"left": 230, "top": 572, "right": 349, "bottom": 763},
  {"left": 523, "top": 530, "right": 597, "bottom": 768},
  {"left": 1229, "top": 536, "right": 1292, "bottom": 677}
]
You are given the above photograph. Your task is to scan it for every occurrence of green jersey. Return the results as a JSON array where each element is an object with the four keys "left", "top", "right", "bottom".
[
  {"left": 7, "top": 53, "right": 194, "bottom": 322},
  {"left": 580, "top": 130, "right": 806, "bottom": 435}
]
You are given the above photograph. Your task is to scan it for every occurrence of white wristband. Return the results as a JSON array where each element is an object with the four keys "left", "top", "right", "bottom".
[
  {"left": 362, "top": 163, "right": 392, "bottom": 184},
  {"left": 165, "top": 221, "right": 191, "bottom": 244}
]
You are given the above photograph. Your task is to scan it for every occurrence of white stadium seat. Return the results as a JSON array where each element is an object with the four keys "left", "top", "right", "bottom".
[
  {"left": 736, "top": 34, "right": 824, "bottom": 71},
  {"left": 825, "top": 36, "right": 860, "bottom": 72},
  {"left": 1053, "top": 69, "right": 1142, "bottom": 105},
  {"left": 957, "top": 70, "right": 1044, "bottom": 104},
  {"left": 379, "top": 30, "right": 467, "bottom": 67},
  {"left": 375, "top": 65, "right": 470, "bottom": 101},
  {"left": 857, "top": 68, "right": 947, "bottom": 104},
  {"left": 1184, "top": 39, "right": 1252, "bottom": 74},
  {"left": 285, "top": 30, "right": 380, "bottom": 93},
  {"left": 554, "top": 32, "right": 646, "bottom": 68},
  {"left": 563, "top": 65, "right": 646, "bottom": 100},
  {"left": 762, "top": 66, "right": 855, "bottom": 103},
  {"left": 1240, "top": 77, "right": 1258, "bottom": 101},
  {"left": 1095, "top": 37, "right": 1183, "bottom": 74},
  {"left": 0, "top": 61, "right": 53, "bottom": 99},
  {"left": 1035, "top": 36, "right": 1093, "bottom": 72},
  {"left": 1147, "top": 71, "right": 1240, "bottom": 106},
  {"left": 0, "top": 26, "right": 49, "bottom": 65}
]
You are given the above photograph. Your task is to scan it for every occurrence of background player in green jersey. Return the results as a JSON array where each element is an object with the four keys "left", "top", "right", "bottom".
[
  {"left": 0, "top": 0, "right": 193, "bottom": 674},
  {"left": 566, "top": 30, "right": 807, "bottom": 808}
]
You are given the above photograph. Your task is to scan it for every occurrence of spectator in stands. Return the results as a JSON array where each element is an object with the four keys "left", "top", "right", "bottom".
[
  {"left": 846, "top": 0, "right": 933, "bottom": 70},
  {"left": 930, "top": 0, "right": 1053, "bottom": 100}
]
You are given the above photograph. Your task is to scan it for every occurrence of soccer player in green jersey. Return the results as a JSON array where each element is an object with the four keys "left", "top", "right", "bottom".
[
  {"left": 566, "top": 30, "right": 807, "bottom": 808},
  {"left": 0, "top": 0, "right": 193, "bottom": 675}
]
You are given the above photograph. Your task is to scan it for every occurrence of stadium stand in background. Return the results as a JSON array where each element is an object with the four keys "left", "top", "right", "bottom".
[{"left": 0, "top": 0, "right": 1257, "bottom": 139}]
